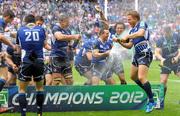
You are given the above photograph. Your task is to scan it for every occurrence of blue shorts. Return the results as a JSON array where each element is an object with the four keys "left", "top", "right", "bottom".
[
  {"left": 51, "top": 56, "right": 72, "bottom": 79},
  {"left": 75, "top": 63, "right": 92, "bottom": 76},
  {"left": 132, "top": 51, "right": 153, "bottom": 67},
  {"left": 18, "top": 59, "right": 44, "bottom": 82},
  {"left": 160, "top": 59, "right": 180, "bottom": 74}
]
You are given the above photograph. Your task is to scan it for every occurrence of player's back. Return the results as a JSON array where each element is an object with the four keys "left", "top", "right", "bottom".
[{"left": 17, "top": 24, "right": 46, "bottom": 61}]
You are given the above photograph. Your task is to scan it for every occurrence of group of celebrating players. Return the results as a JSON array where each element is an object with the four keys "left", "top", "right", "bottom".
[{"left": 0, "top": 3, "right": 179, "bottom": 116}]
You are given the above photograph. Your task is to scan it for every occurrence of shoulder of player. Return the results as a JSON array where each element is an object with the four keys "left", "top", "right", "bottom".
[
  {"left": 52, "top": 25, "right": 61, "bottom": 30},
  {"left": 92, "top": 39, "right": 100, "bottom": 48},
  {"left": 34, "top": 25, "right": 46, "bottom": 31},
  {"left": 138, "top": 21, "right": 148, "bottom": 28}
]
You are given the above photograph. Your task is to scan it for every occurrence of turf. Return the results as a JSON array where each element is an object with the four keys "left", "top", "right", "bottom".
[{"left": 3, "top": 60, "right": 180, "bottom": 116}]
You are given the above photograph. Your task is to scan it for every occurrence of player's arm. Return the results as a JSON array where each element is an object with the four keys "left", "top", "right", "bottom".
[
  {"left": 126, "top": 29, "right": 145, "bottom": 39},
  {"left": 86, "top": 51, "right": 92, "bottom": 60},
  {"left": 95, "top": 5, "right": 107, "bottom": 21},
  {"left": 155, "top": 47, "right": 164, "bottom": 61},
  {"left": 5, "top": 52, "right": 17, "bottom": 68},
  {"left": 113, "top": 37, "right": 133, "bottom": 49},
  {"left": 155, "top": 47, "right": 165, "bottom": 65},
  {"left": 119, "top": 40, "right": 133, "bottom": 49},
  {"left": 0, "top": 33, "right": 15, "bottom": 49},
  {"left": 10, "top": 32, "right": 17, "bottom": 38},
  {"left": 121, "top": 29, "right": 145, "bottom": 42},
  {"left": 172, "top": 49, "right": 180, "bottom": 64},
  {"left": 92, "top": 49, "right": 110, "bottom": 58},
  {"left": 43, "top": 39, "right": 51, "bottom": 50},
  {"left": 95, "top": 5, "right": 109, "bottom": 29},
  {"left": 54, "top": 32, "right": 81, "bottom": 41}
]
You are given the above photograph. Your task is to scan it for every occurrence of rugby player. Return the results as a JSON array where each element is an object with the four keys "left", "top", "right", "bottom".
[
  {"left": 117, "top": 11, "right": 156, "bottom": 113},
  {"left": 16, "top": 14, "right": 47, "bottom": 116}
]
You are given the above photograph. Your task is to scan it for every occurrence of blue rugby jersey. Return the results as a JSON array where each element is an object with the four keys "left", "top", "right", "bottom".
[
  {"left": 51, "top": 25, "right": 71, "bottom": 58},
  {"left": 92, "top": 38, "right": 111, "bottom": 64},
  {"left": 16, "top": 24, "right": 46, "bottom": 62},
  {"left": 129, "top": 21, "right": 151, "bottom": 53},
  {"left": 75, "top": 40, "right": 94, "bottom": 66},
  {"left": 156, "top": 33, "right": 179, "bottom": 59}
]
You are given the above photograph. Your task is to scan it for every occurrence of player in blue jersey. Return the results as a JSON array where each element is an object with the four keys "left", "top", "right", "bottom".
[
  {"left": 5, "top": 45, "right": 21, "bottom": 86},
  {"left": 74, "top": 40, "right": 94, "bottom": 85},
  {"left": 94, "top": 5, "right": 127, "bottom": 85},
  {"left": 91, "top": 28, "right": 115, "bottom": 85},
  {"left": 35, "top": 16, "right": 52, "bottom": 85},
  {"left": 0, "top": 9, "right": 17, "bottom": 113},
  {"left": 155, "top": 25, "right": 180, "bottom": 108},
  {"left": 116, "top": 11, "right": 156, "bottom": 113},
  {"left": 16, "top": 14, "right": 48, "bottom": 116},
  {"left": 51, "top": 13, "right": 81, "bottom": 85}
]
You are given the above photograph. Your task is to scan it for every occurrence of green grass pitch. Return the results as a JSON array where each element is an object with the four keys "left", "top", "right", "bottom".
[{"left": 3, "top": 60, "right": 180, "bottom": 116}]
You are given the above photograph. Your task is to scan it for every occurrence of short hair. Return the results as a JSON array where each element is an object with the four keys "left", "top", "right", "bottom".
[
  {"left": 114, "top": 22, "right": 126, "bottom": 30},
  {"left": 35, "top": 16, "right": 44, "bottom": 22},
  {"left": 127, "top": 10, "right": 140, "bottom": 21},
  {"left": 58, "top": 13, "right": 69, "bottom": 21},
  {"left": 3, "top": 10, "right": 15, "bottom": 18},
  {"left": 99, "top": 27, "right": 108, "bottom": 36},
  {"left": 24, "top": 14, "right": 35, "bottom": 24}
]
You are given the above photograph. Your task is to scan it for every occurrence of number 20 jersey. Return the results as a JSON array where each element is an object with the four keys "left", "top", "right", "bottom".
[{"left": 16, "top": 25, "right": 46, "bottom": 62}]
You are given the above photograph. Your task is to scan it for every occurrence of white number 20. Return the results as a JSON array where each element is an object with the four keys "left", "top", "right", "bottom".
[{"left": 25, "top": 31, "right": 39, "bottom": 41}]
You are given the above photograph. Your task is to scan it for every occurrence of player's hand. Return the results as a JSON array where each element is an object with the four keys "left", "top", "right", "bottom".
[
  {"left": 105, "top": 50, "right": 110, "bottom": 56},
  {"left": 95, "top": 5, "right": 102, "bottom": 13},
  {"left": 14, "top": 45, "right": 21, "bottom": 54},
  {"left": 74, "top": 34, "right": 81, "bottom": 40},
  {"left": 112, "top": 37, "right": 118, "bottom": 42},
  {"left": 12, "top": 65, "right": 19, "bottom": 73},
  {"left": 172, "top": 56, "right": 179, "bottom": 64},
  {"left": 121, "top": 35, "right": 130, "bottom": 43},
  {"left": 12, "top": 44, "right": 16, "bottom": 51},
  {"left": 160, "top": 58, "right": 166, "bottom": 66}
]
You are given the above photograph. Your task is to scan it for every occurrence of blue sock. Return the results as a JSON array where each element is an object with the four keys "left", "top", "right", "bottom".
[
  {"left": 36, "top": 91, "right": 44, "bottom": 115},
  {"left": 18, "top": 93, "right": 27, "bottom": 116},
  {"left": 0, "top": 78, "right": 6, "bottom": 92},
  {"left": 134, "top": 79, "right": 144, "bottom": 89},
  {"left": 143, "top": 81, "right": 154, "bottom": 103}
]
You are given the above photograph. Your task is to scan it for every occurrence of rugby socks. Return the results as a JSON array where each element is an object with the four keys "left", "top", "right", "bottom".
[
  {"left": 134, "top": 79, "right": 144, "bottom": 89},
  {"left": 143, "top": 81, "right": 154, "bottom": 103},
  {"left": 0, "top": 78, "right": 6, "bottom": 92},
  {"left": 159, "top": 84, "right": 167, "bottom": 108},
  {"left": 164, "top": 85, "right": 167, "bottom": 97},
  {"left": 36, "top": 91, "right": 44, "bottom": 116},
  {"left": 18, "top": 93, "right": 27, "bottom": 116}
]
